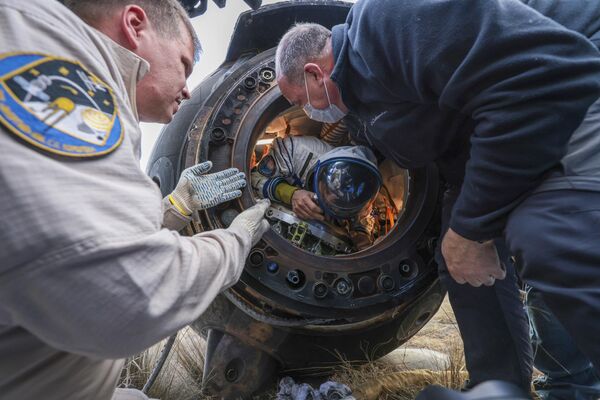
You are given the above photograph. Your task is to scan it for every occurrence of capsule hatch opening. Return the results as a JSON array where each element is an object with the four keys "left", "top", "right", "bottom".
[{"left": 249, "top": 107, "right": 409, "bottom": 256}]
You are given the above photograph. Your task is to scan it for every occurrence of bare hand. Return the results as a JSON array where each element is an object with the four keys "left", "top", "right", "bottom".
[
  {"left": 441, "top": 228, "right": 506, "bottom": 287},
  {"left": 291, "top": 190, "right": 325, "bottom": 221}
]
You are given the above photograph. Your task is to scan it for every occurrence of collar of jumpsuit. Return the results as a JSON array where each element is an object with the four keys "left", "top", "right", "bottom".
[
  {"left": 91, "top": 29, "right": 151, "bottom": 155},
  {"left": 90, "top": 27, "right": 150, "bottom": 122},
  {"left": 94, "top": 29, "right": 150, "bottom": 122}
]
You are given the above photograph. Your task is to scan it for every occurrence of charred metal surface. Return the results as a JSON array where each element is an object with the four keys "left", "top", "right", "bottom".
[
  {"left": 202, "top": 329, "right": 277, "bottom": 399},
  {"left": 179, "top": 0, "right": 262, "bottom": 18},
  {"left": 192, "top": 280, "right": 444, "bottom": 372},
  {"left": 146, "top": 2, "right": 446, "bottom": 398},
  {"left": 224, "top": 1, "right": 353, "bottom": 63}
]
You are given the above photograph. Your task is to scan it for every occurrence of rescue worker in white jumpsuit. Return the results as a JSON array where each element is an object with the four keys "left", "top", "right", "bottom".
[
  {"left": 251, "top": 135, "right": 381, "bottom": 250},
  {"left": 0, "top": 0, "right": 270, "bottom": 399}
]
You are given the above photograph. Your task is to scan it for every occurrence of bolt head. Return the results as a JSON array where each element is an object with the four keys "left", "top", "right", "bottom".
[{"left": 335, "top": 279, "right": 352, "bottom": 295}]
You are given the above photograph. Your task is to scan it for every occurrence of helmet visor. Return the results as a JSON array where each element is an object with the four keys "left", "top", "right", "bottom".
[{"left": 315, "top": 160, "right": 381, "bottom": 218}]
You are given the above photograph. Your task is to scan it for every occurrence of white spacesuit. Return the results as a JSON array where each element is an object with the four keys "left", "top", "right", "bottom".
[{"left": 251, "top": 135, "right": 382, "bottom": 250}]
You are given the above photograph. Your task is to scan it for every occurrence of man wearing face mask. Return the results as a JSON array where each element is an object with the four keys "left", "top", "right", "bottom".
[
  {"left": 302, "top": 69, "right": 347, "bottom": 124},
  {"left": 275, "top": 0, "right": 600, "bottom": 393}
]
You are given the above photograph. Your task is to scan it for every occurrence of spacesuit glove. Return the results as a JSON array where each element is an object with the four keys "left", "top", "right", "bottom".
[
  {"left": 229, "top": 199, "right": 271, "bottom": 246},
  {"left": 169, "top": 161, "right": 246, "bottom": 215}
]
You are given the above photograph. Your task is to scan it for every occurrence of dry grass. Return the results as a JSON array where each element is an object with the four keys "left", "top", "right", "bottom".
[
  {"left": 330, "top": 303, "right": 467, "bottom": 400},
  {"left": 120, "top": 296, "right": 468, "bottom": 399},
  {"left": 118, "top": 328, "right": 207, "bottom": 400}
]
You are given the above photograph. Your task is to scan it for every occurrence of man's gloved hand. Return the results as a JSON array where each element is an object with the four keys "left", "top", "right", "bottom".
[
  {"left": 442, "top": 228, "right": 507, "bottom": 287},
  {"left": 230, "top": 199, "right": 271, "bottom": 246},
  {"left": 169, "top": 161, "right": 246, "bottom": 215}
]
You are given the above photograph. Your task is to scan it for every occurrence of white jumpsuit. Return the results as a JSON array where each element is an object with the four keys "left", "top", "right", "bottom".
[{"left": 0, "top": 1, "right": 253, "bottom": 399}]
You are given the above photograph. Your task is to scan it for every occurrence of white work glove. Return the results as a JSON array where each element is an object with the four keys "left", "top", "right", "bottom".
[
  {"left": 230, "top": 199, "right": 271, "bottom": 246},
  {"left": 169, "top": 161, "right": 246, "bottom": 215}
]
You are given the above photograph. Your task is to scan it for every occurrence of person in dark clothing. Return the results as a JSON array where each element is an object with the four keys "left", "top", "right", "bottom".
[
  {"left": 526, "top": 286, "right": 600, "bottom": 400},
  {"left": 275, "top": 0, "right": 600, "bottom": 392}
]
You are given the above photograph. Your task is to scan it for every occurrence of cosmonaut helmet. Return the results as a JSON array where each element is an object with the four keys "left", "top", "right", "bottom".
[{"left": 311, "top": 145, "right": 382, "bottom": 219}]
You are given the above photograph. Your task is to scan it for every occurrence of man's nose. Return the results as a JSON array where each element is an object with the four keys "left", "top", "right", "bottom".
[{"left": 182, "top": 85, "right": 191, "bottom": 100}]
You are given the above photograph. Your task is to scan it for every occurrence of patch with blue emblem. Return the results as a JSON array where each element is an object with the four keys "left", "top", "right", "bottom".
[{"left": 0, "top": 53, "right": 123, "bottom": 157}]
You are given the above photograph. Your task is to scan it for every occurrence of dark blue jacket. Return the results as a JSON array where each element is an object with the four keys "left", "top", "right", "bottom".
[
  {"left": 524, "top": 0, "right": 600, "bottom": 49},
  {"left": 331, "top": 0, "right": 600, "bottom": 241}
]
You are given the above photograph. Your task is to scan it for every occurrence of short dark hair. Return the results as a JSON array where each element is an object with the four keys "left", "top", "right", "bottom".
[{"left": 61, "top": 0, "right": 201, "bottom": 62}]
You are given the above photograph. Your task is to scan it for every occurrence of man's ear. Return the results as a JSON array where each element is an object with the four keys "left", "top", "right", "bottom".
[
  {"left": 120, "top": 5, "right": 150, "bottom": 50},
  {"left": 304, "top": 63, "right": 324, "bottom": 85}
]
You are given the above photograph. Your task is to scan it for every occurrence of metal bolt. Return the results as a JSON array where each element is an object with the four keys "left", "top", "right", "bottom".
[
  {"left": 399, "top": 260, "right": 417, "bottom": 278},
  {"left": 249, "top": 251, "right": 264, "bottom": 267},
  {"left": 287, "top": 270, "right": 301, "bottom": 286},
  {"left": 313, "top": 282, "right": 328, "bottom": 299},
  {"left": 379, "top": 275, "right": 395, "bottom": 291},
  {"left": 211, "top": 127, "right": 226, "bottom": 142},
  {"left": 335, "top": 278, "right": 352, "bottom": 296},
  {"left": 243, "top": 76, "right": 257, "bottom": 90},
  {"left": 260, "top": 68, "right": 275, "bottom": 82},
  {"left": 400, "top": 263, "right": 413, "bottom": 279}
]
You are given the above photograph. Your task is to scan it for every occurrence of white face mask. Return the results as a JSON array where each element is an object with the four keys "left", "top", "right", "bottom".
[{"left": 303, "top": 73, "right": 347, "bottom": 123}]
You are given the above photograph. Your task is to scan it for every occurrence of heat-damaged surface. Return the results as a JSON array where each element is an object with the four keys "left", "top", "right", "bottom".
[{"left": 147, "top": 2, "right": 446, "bottom": 398}]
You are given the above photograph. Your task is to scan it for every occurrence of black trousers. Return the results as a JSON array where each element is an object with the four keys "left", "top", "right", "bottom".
[
  {"left": 506, "top": 188, "right": 600, "bottom": 377},
  {"left": 526, "top": 286, "right": 600, "bottom": 399},
  {"left": 436, "top": 187, "right": 533, "bottom": 390}
]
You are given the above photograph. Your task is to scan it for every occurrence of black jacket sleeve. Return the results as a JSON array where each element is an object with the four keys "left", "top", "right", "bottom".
[{"left": 348, "top": 0, "right": 600, "bottom": 240}]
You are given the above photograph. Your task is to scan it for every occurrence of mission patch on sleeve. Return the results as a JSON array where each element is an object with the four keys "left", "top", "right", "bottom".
[{"left": 0, "top": 53, "right": 123, "bottom": 157}]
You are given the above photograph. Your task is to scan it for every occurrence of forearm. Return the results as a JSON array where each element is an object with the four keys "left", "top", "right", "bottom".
[{"left": 7, "top": 227, "right": 252, "bottom": 359}]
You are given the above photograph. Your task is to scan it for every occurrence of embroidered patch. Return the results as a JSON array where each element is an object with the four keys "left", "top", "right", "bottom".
[{"left": 0, "top": 53, "right": 123, "bottom": 157}]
